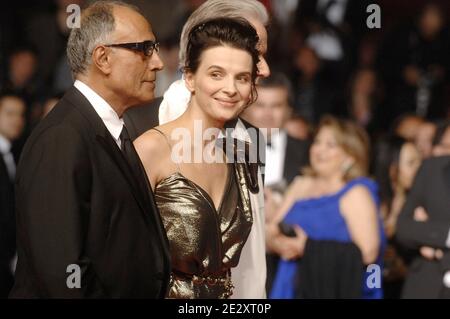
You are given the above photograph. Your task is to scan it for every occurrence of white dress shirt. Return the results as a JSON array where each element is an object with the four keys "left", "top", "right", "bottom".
[
  {"left": 265, "top": 130, "right": 287, "bottom": 187},
  {"left": 0, "top": 134, "right": 15, "bottom": 181},
  {"left": 74, "top": 80, "right": 124, "bottom": 149}
]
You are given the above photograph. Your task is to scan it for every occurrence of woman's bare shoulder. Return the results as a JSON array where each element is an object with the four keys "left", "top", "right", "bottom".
[{"left": 134, "top": 127, "right": 170, "bottom": 163}]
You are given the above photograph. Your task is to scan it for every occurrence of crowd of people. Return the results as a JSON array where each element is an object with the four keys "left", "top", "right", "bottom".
[{"left": 0, "top": 0, "right": 450, "bottom": 299}]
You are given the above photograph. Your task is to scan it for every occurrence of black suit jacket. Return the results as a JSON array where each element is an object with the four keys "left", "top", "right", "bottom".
[
  {"left": 283, "top": 135, "right": 310, "bottom": 185},
  {"left": 396, "top": 156, "right": 450, "bottom": 298},
  {"left": 0, "top": 155, "right": 15, "bottom": 298},
  {"left": 10, "top": 87, "right": 171, "bottom": 298}
]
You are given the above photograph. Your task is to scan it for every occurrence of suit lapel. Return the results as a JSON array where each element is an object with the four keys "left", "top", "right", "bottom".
[
  {"left": 63, "top": 87, "right": 166, "bottom": 239},
  {"left": 443, "top": 158, "right": 450, "bottom": 193},
  {"left": 95, "top": 133, "right": 148, "bottom": 213}
]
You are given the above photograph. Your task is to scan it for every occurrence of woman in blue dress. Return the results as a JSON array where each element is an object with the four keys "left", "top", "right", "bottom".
[{"left": 267, "top": 116, "right": 386, "bottom": 299}]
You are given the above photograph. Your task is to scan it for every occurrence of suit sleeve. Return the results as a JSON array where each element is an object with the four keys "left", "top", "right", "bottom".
[
  {"left": 16, "top": 125, "right": 107, "bottom": 297},
  {"left": 396, "top": 160, "right": 450, "bottom": 250}
]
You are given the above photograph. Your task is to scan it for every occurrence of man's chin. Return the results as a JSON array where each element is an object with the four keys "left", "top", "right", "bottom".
[{"left": 134, "top": 93, "right": 155, "bottom": 106}]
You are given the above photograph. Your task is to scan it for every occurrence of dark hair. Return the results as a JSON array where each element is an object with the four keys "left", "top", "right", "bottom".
[
  {"left": 374, "top": 135, "right": 409, "bottom": 205},
  {"left": 257, "top": 72, "right": 294, "bottom": 107},
  {"left": 185, "top": 18, "right": 260, "bottom": 104}
]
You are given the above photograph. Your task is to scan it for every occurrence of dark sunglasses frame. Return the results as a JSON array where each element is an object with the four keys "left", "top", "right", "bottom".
[{"left": 105, "top": 40, "right": 160, "bottom": 57}]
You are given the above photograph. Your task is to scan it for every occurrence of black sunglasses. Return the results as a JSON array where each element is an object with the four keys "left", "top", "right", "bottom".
[{"left": 105, "top": 40, "right": 160, "bottom": 57}]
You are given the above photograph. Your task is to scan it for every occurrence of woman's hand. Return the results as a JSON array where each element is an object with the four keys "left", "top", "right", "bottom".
[
  {"left": 268, "top": 225, "right": 308, "bottom": 261},
  {"left": 420, "top": 246, "right": 444, "bottom": 260},
  {"left": 413, "top": 206, "right": 429, "bottom": 222}
]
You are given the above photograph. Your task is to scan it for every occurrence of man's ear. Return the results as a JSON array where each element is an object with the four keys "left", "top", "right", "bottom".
[
  {"left": 92, "top": 45, "right": 112, "bottom": 75},
  {"left": 184, "top": 71, "right": 195, "bottom": 94}
]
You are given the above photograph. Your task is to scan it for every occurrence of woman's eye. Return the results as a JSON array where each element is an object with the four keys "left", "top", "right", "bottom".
[
  {"left": 237, "top": 75, "right": 250, "bottom": 83},
  {"left": 210, "top": 72, "right": 222, "bottom": 79}
]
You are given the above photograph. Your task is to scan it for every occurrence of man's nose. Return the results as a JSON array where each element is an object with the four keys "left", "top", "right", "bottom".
[{"left": 149, "top": 51, "right": 164, "bottom": 71}]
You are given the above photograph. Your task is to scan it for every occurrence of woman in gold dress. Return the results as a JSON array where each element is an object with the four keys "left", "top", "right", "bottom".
[{"left": 134, "top": 18, "right": 261, "bottom": 298}]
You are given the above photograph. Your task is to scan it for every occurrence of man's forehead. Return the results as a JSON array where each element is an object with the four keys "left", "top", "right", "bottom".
[{"left": 112, "top": 6, "right": 155, "bottom": 41}]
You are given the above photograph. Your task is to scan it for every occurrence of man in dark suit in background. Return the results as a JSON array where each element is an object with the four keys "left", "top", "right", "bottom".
[
  {"left": 0, "top": 94, "right": 25, "bottom": 298},
  {"left": 397, "top": 156, "right": 450, "bottom": 298},
  {"left": 10, "top": 1, "right": 170, "bottom": 298},
  {"left": 240, "top": 72, "right": 310, "bottom": 294},
  {"left": 241, "top": 72, "right": 310, "bottom": 188}
]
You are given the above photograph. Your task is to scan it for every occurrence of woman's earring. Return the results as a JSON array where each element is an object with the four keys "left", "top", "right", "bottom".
[{"left": 342, "top": 161, "right": 353, "bottom": 173}]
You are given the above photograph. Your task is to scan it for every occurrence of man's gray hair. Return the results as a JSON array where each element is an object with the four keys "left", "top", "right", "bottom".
[
  {"left": 179, "top": 0, "right": 269, "bottom": 67},
  {"left": 67, "top": 0, "right": 140, "bottom": 77}
]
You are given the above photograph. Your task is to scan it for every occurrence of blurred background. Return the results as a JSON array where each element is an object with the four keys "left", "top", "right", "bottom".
[
  {"left": 1, "top": 0, "right": 450, "bottom": 299},
  {"left": 1, "top": 0, "right": 449, "bottom": 136}
]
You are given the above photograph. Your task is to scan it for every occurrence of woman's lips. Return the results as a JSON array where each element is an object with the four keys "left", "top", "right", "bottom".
[{"left": 215, "top": 98, "right": 238, "bottom": 107}]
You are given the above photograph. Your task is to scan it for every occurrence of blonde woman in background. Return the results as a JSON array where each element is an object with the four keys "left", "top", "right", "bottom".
[{"left": 267, "top": 116, "right": 386, "bottom": 299}]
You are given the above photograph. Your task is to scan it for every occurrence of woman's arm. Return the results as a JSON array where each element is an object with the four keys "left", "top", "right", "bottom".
[
  {"left": 266, "top": 177, "right": 308, "bottom": 260},
  {"left": 340, "top": 185, "right": 380, "bottom": 265}
]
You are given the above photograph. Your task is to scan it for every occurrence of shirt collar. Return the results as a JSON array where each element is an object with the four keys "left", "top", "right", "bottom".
[
  {"left": 74, "top": 80, "right": 124, "bottom": 142},
  {"left": 0, "top": 134, "right": 12, "bottom": 154},
  {"left": 268, "top": 129, "right": 286, "bottom": 149}
]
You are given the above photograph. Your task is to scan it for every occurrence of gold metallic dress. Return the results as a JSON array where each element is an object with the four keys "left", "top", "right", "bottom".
[{"left": 152, "top": 130, "right": 254, "bottom": 299}]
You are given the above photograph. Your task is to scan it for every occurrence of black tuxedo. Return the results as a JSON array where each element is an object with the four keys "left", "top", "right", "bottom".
[
  {"left": 0, "top": 154, "right": 15, "bottom": 298},
  {"left": 283, "top": 135, "right": 310, "bottom": 185},
  {"left": 10, "top": 87, "right": 170, "bottom": 298},
  {"left": 396, "top": 156, "right": 450, "bottom": 298}
]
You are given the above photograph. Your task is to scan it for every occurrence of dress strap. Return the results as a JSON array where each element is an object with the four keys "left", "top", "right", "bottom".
[
  {"left": 338, "top": 177, "right": 378, "bottom": 201},
  {"left": 150, "top": 128, "right": 182, "bottom": 172}
]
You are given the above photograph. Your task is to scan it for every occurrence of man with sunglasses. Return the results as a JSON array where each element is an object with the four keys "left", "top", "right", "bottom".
[{"left": 10, "top": 1, "right": 170, "bottom": 298}]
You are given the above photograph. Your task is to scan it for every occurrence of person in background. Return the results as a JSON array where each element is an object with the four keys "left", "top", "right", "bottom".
[
  {"left": 374, "top": 135, "right": 422, "bottom": 298},
  {"left": 392, "top": 114, "right": 425, "bottom": 142},
  {"left": 267, "top": 115, "right": 385, "bottom": 299},
  {"left": 240, "top": 72, "right": 310, "bottom": 294},
  {"left": 347, "top": 68, "right": 380, "bottom": 138},
  {"left": 241, "top": 72, "right": 309, "bottom": 189},
  {"left": 154, "top": 35, "right": 182, "bottom": 98},
  {"left": 2, "top": 46, "right": 40, "bottom": 110},
  {"left": 0, "top": 94, "right": 25, "bottom": 298},
  {"left": 284, "top": 114, "right": 312, "bottom": 142},
  {"left": 396, "top": 151, "right": 450, "bottom": 298},
  {"left": 415, "top": 121, "right": 437, "bottom": 159},
  {"left": 431, "top": 120, "right": 450, "bottom": 157}
]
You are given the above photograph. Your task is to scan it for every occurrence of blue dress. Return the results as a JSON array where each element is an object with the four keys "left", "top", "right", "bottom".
[{"left": 270, "top": 177, "right": 386, "bottom": 299}]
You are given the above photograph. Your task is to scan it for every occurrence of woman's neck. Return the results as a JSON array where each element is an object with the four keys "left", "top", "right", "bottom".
[
  {"left": 314, "top": 174, "right": 345, "bottom": 194},
  {"left": 178, "top": 101, "right": 226, "bottom": 148}
]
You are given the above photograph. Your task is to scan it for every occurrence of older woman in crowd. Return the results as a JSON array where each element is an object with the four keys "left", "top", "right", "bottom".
[{"left": 267, "top": 115, "right": 386, "bottom": 299}]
